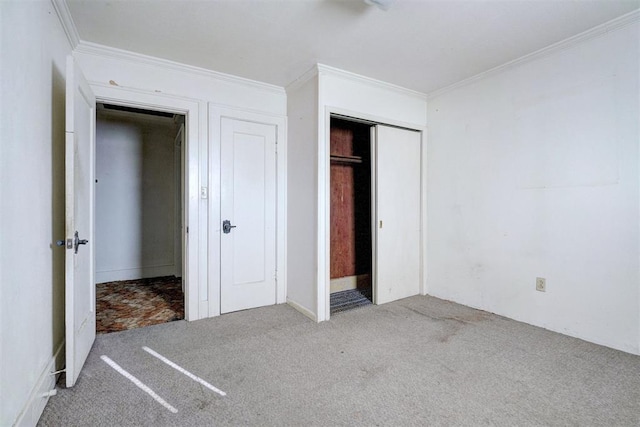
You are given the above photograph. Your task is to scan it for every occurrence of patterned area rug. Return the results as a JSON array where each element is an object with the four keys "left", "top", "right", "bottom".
[
  {"left": 96, "top": 276, "right": 184, "bottom": 334},
  {"left": 330, "top": 288, "right": 372, "bottom": 315}
]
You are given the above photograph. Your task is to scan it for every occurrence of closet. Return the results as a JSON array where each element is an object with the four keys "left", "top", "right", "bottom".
[
  {"left": 286, "top": 65, "right": 427, "bottom": 322},
  {"left": 94, "top": 103, "right": 185, "bottom": 332},
  {"left": 329, "top": 115, "right": 422, "bottom": 314},
  {"left": 329, "top": 117, "right": 373, "bottom": 313}
]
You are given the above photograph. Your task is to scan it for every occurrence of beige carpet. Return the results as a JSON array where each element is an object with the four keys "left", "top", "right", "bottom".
[{"left": 40, "top": 295, "right": 640, "bottom": 426}]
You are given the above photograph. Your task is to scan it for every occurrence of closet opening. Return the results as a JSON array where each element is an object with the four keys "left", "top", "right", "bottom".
[
  {"left": 329, "top": 116, "right": 374, "bottom": 314},
  {"left": 94, "top": 103, "right": 186, "bottom": 333}
]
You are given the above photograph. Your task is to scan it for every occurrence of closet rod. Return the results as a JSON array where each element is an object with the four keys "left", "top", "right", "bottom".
[{"left": 330, "top": 155, "right": 362, "bottom": 164}]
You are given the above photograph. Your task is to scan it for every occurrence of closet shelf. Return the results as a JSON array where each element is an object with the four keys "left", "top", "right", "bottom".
[{"left": 330, "top": 154, "right": 362, "bottom": 164}]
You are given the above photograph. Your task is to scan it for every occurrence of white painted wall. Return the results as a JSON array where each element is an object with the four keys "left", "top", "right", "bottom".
[
  {"left": 0, "top": 1, "right": 71, "bottom": 425},
  {"left": 427, "top": 22, "right": 640, "bottom": 355},
  {"left": 285, "top": 75, "right": 319, "bottom": 319},
  {"left": 95, "top": 114, "right": 179, "bottom": 283}
]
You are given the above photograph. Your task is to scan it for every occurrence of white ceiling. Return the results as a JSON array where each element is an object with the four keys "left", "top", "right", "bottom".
[{"left": 66, "top": 0, "right": 639, "bottom": 94}]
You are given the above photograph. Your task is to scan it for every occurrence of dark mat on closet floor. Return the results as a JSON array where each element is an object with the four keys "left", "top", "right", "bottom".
[{"left": 330, "top": 288, "right": 372, "bottom": 314}]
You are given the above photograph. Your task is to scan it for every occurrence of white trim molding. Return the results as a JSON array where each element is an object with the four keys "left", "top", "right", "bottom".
[
  {"left": 286, "top": 63, "right": 428, "bottom": 101},
  {"left": 95, "top": 265, "right": 177, "bottom": 284},
  {"left": 75, "top": 41, "right": 286, "bottom": 96},
  {"left": 89, "top": 83, "right": 206, "bottom": 322},
  {"left": 317, "top": 64, "right": 428, "bottom": 100},
  {"left": 14, "top": 342, "right": 65, "bottom": 427},
  {"left": 428, "top": 8, "right": 640, "bottom": 100},
  {"left": 51, "top": 0, "right": 80, "bottom": 49},
  {"left": 285, "top": 65, "right": 319, "bottom": 93},
  {"left": 287, "top": 298, "right": 317, "bottom": 322}
]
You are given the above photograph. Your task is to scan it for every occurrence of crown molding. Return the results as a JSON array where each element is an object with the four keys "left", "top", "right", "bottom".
[
  {"left": 286, "top": 63, "right": 428, "bottom": 99},
  {"left": 428, "top": 8, "right": 640, "bottom": 100},
  {"left": 285, "top": 65, "right": 319, "bottom": 93},
  {"left": 316, "top": 63, "right": 428, "bottom": 100},
  {"left": 51, "top": 0, "right": 79, "bottom": 49},
  {"left": 74, "top": 41, "right": 286, "bottom": 95}
]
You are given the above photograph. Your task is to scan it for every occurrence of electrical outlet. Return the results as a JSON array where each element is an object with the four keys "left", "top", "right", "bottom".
[{"left": 536, "top": 277, "right": 546, "bottom": 292}]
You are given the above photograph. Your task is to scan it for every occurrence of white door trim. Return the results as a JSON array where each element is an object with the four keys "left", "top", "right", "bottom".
[
  {"left": 319, "top": 106, "right": 427, "bottom": 321},
  {"left": 209, "top": 105, "right": 287, "bottom": 316},
  {"left": 88, "top": 82, "right": 207, "bottom": 321},
  {"left": 173, "top": 123, "right": 185, "bottom": 281}
]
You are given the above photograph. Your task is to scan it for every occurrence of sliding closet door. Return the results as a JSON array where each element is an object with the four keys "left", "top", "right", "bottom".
[{"left": 375, "top": 125, "right": 421, "bottom": 305}]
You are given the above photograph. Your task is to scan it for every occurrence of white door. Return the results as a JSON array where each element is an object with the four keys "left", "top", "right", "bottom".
[
  {"left": 220, "top": 118, "right": 277, "bottom": 313},
  {"left": 64, "top": 56, "right": 96, "bottom": 387},
  {"left": 375, "top": 125, "right": 421, "bottom": 305}
]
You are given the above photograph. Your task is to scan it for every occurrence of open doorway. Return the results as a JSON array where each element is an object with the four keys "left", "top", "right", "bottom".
[
  {"left": 329, "top": 117, "right": 374, "bottom": 314},
  {"left": 94, "top": 103, "right": 186, "bottom": 333}
]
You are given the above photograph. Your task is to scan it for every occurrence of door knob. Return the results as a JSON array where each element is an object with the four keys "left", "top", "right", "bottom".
[
  {"left": 222, "top": 220, "right": 236, "bottom": 234},
  {"left": 73, "top": 231, "right": 88, "bottom": 254}
]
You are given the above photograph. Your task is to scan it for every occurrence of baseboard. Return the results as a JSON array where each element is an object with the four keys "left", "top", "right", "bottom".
[
  {"left": 286, "top": 298, "right": 317, "bottom": 322},
  {"left": 15, "top": 341, "right": 64, "bottom": 427},
  {"left": 330, "top": 274, "right": 370, "bottom": 293},
  {"left": 96, "top": 264, "right": 176, "bottom": 283}
]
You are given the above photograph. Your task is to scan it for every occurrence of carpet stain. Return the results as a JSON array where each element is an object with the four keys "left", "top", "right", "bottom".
[
  {"left": 437, "top": 324, "right": 461, "bottom": 343},
  {"left": 404, "top": 305, "right": 490, "bottom": 324},
  {"left": 195, "top": 398, "right": 212, "bottom": 411},
  {"left": 437, "top": 361, "right": 457, "bottom": 374},
  {"left": 401, "top": 304, "right": 491, "bottom": 343}
]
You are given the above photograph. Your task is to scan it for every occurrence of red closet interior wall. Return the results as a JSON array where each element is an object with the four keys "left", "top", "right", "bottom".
[{"left": 330, "top": 119, "right": 372, "bottom": 281}]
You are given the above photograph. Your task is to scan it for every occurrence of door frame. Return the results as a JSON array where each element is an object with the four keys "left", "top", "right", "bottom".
[
  {"left": 209, "top": 105, "right": 288, "bottom": 315},
  {"left": 173, "top": 122, "right": 185, "bottom": 282},
  {"left": 320, "top": 107, "right": 428, "bottom": 321},
  {"left": 89, "top": 82, "right": 207, "bottom": 321}
]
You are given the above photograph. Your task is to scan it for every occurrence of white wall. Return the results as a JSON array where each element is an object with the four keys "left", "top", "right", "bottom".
[
  {"left": 285, "top": 75, "right": 319, "bottom": 319},
  {"left": 95, "top": 114, "right": 179, "bottom": 283},
  {"left": 427, "top": 22, "right": 640, "bottom": 355},
  {"left": 0, "top": 1, "right": 71, "bottom": 425}
]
